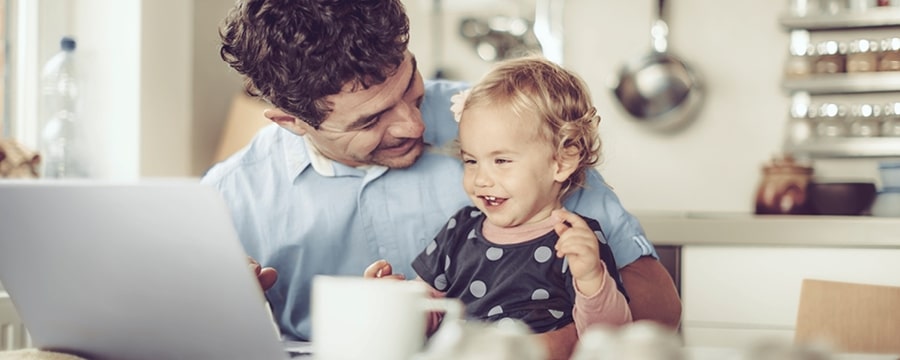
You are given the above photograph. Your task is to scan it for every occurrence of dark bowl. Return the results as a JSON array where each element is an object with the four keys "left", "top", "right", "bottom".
[{"left": 807, "top": 182, "right": 877, "bottom": 216}]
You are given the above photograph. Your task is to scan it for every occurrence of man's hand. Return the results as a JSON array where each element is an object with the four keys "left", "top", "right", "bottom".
[
  {"left": 553, "top": 209, "right": 605, "bottom": 295},
  {"left": 363, "top": 259, "right": 406, "bottom": 280},
  {"left": 248, "top": 256, "right": 278, "bottom": 291}
]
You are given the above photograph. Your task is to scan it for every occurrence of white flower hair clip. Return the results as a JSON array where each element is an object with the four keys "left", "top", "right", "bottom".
[{"left": 449, "top": 89, "right": 471, "bottom": 123}]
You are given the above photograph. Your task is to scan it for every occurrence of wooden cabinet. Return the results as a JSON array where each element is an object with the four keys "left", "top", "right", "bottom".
[{"left": 680, "top": 245, "right": 900, "bottom": 348}]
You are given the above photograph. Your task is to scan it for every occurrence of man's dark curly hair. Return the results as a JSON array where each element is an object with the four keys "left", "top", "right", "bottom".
[{"left": 219, "top": 0, "right": 410, "bottom": 129}]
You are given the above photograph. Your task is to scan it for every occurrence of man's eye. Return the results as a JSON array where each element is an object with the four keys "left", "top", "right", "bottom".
[
  {"left": 495, "top": 158, "right": 510, "bottom": 164},
  {"left": 462, "top": 158, "right": 476, "bottom": 165},
  {"left": 360, "top": 118, "right": 380, "bottom": 130},
  {"left": 415, "top": 96, "right": 424, "bottom": 109}
]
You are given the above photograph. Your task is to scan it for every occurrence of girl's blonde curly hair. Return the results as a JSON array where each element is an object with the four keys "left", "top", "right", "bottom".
[{"left": 459, "top": 55, "right": 602, "bottom": 201}]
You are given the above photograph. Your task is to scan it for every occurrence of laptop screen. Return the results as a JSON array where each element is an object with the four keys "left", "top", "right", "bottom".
[{"left": 0, "top": 180, "right": 290, "bottom": 360}]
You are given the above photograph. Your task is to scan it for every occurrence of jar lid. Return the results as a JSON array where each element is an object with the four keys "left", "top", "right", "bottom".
[
  {"left": 816, "top": 40, "right": 845, "bottom": 56},
  {"left": 882, "top": 37, "right": 900, "bottom": 51},
  {"left": 850, "top": 103, "right": 881, "bottom": 119},
  {"left": 763, "top": 155, "right": 813, "bottom": 173},
  {"left": 815, "top": 103, "right": 845, "bottom": 119},
  {"left": 884, "top": 102, "right": 900, "bottom": 116},
  {"left": 849, "top": 39, "right": 879, "bottom": 54},
  {"left": 790, "top": 43, "right": 815, "bottom": 57}
]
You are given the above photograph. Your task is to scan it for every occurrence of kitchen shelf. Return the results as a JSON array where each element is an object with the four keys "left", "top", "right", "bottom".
[
  {"left": 782, "top": 72, "right": 900, "bottom": 94},
  {"left": 786, "top": 137, "right": 900, "bottom": 157},
  {"left": 780, "top": 8, "right": 900, "bottom": 30}
]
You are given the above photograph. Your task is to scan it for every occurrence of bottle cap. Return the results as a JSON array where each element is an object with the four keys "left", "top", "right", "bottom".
[{"left": 61, "top": 36, "right": 76, "bottom": 52}]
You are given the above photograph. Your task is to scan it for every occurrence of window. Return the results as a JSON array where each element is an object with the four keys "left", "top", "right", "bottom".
[
  {"left": 1, "top": 0, "right": 7, "bottom": 137},
  {"left": 3, "top": 0, "right": 67, "bottom": 150}
]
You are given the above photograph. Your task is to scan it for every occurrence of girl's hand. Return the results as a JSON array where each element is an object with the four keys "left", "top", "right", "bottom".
[
  {"left": 552, "top": 209, "right": 606, "bottom": 295},
  {"left": 363, "top": 259, "right": 406, "bottom": 280}
]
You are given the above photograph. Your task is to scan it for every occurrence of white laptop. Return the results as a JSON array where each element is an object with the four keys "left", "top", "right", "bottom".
[{"left": 0, "top": 180, "right": 300, "bottom": 360}]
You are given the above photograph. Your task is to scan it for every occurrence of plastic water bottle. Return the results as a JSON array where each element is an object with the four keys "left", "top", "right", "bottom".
[{"left": 40, "top": 36, "right": 91, "bottom": 178}]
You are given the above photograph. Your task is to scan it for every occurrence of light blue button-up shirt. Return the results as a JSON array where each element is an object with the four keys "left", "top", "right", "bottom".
[{"left": 201, "top": 80, "right": 656, "bottom": 341}]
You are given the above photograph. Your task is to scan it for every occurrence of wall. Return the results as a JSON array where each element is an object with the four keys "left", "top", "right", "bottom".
[
  {"left": 192, "top": 0, "right": 244, "bottom": 176},
  {"left": 69, "top": 0, "right": 143, "bottom": 179},
  {"left": 402, "top": 0, "right": 798, "bottom": 213},
  {"left": 63, "top": 0, "right": 881, "bottom": 210}
]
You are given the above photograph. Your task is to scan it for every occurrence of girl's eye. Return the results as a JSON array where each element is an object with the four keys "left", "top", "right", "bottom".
[
  {"left": 463, "top": 158, "right": 476, "bottom": 165},
  {"left": 495, "top": 158, "right": 510, "bottom": 165}
]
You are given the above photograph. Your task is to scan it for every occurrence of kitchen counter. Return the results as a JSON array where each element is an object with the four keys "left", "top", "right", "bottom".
[
  {"left": 641, "top": 212, "right": 900, "bottom": 350},
  {"left": 635, "top": 212, "right": 900, "bottom": 248}
]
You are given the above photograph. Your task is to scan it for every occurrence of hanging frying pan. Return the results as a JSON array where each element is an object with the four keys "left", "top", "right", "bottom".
[{"left": 611, "top": 0, "right": 703, "bottom": 133}]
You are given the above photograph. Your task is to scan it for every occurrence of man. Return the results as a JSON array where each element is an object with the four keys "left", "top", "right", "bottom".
[{"left": 204, "top": 0, "right": 680, "bottom": 357}]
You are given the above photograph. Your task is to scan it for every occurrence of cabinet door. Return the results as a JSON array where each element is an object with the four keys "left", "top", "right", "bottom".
[{"left": 681, "top": 246, "right": 900, "bottom": 348}]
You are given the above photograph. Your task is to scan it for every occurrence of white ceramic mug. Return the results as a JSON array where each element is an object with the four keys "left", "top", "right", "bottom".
[{"left": 311, "top": 275, "right": 461, "bottom": 360}]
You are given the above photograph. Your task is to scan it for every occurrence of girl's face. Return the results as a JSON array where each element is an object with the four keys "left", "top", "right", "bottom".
[{"left": 458, "top": 104, "right": 572, "bottom": 228}]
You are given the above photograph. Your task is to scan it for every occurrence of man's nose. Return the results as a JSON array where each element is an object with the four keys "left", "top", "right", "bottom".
[{"left": 387, "top": 102, "right": 424, "bottom": 139}]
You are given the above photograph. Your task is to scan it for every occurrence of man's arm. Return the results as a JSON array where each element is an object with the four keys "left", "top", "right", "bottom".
[
  {"left": 534, "top": 323, "right": 577, "bottom": 360},
  {"left": 619, "top": 256, "right": 682, "bottom": 329},
  {"left": 535, "top": 258, "right": 680, "bottom": 360}
]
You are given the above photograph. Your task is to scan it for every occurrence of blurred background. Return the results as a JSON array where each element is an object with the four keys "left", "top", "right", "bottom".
[{"left": 1, "top": 0, "right": 896, "bottom": 214}]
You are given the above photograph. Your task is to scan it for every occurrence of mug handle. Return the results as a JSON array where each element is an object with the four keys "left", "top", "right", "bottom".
[
  {"left": 419, "top": 297, "right": 465, "bottom": 353},
  {"left": 421, "top": 297, "right": 462, "bottom": 320}
]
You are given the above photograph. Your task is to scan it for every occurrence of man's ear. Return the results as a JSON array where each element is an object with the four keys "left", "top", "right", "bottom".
[
  {"left": 553, "top": 145, "right": 580, "bottom": 183},
  {"left": 263, "top": 108, "right": 312, "bottom": 135}
]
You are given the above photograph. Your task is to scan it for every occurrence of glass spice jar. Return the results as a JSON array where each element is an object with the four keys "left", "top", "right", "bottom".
[
  {"left": 848, "top": 103, "right": 882, "bottom": 137},
  {"left": 820, "top": 0, "right": 845, "bottom": 14},
  {"left": 882, "top": 102, "right": 900, "bottom": 136},
  {"left": 786, "top": 31, "right": 814, "bottom": 78},
  {"left": 784, "top": 102, "right": 815, "bottom": 149},
  {"left": 814, "top": 40, "right": 846, "bottom": 74},
  {"left": 879, "top": 37, "right": 900, "bottom": 71},
  {"left": 786, "top": 43, "right": 815, "bottom": 78},
  {"left": 849, "top": 0, "right": 877, "bottom": 11},
  {"left": 814, "top": 103, "right": 848, "bottom": 138},
  {"left": 847, "top": 39, "right": 880, "bottom": 73}
]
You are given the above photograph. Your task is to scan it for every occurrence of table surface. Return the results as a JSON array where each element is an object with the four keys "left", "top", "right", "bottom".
[{"left": 685, "top": 346, "right": 899, "bottom": 360}]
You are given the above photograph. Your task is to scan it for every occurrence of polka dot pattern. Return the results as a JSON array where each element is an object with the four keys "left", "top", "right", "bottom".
[
  {"left": 594, "top": 230, "right": 607, "bottom": 244},
  {"left": 470, "top": 280, "right": 487, "bottom": 298},
  {"left": 531, "top": 289, "right": 550, "bottom": 300},
  {"left": 497, "top": 318, "right": 516, "bottom": 327},
  {"left": 415, "top": 207, "right": 598, "bottom": 334},
  {"left": 534, "top": 246, "right": 552, "bottom": 263},
  {"left": 434, "top": 274, "right": 448, "bottom": 291},
  {"left": 485, "top": 247, "right": 503, "bottom": 261}
]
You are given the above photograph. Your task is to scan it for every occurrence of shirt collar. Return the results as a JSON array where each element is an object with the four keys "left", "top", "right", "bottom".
[{"left": 281, "top": 129, "right": 387, "bottom": 180}]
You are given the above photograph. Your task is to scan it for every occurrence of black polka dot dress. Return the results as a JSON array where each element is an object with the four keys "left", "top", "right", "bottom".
[{"left": 412, "top": 206, "right": 627, "bottom": 333}]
